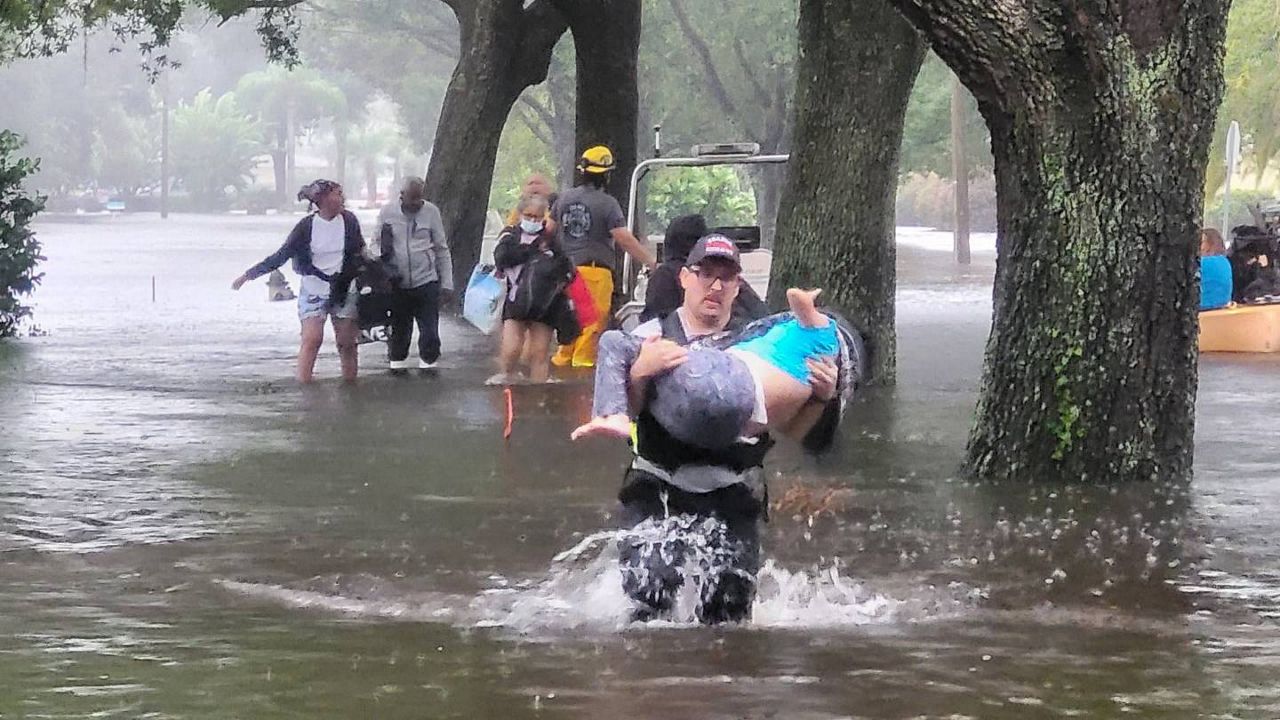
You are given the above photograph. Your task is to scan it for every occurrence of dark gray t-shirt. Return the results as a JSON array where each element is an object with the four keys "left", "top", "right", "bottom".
[{"left": 552, "top": 185, "right": 626, "bottom": 269}]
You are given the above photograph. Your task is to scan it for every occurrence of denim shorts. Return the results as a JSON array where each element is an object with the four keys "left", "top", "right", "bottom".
[{"left": 297, "top": 286, "right": 358, "bottom": 321}]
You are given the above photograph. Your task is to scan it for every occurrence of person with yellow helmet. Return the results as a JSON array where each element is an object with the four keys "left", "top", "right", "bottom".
[{"left": 546, "top": 145, "right": 656, "bottom": 368}]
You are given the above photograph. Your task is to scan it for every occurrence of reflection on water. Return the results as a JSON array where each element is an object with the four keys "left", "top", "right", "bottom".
[{"left": 2, "top": 214, "right": 1280, "bottom": 717}]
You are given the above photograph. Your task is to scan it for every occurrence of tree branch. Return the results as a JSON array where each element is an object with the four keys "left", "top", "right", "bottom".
[
  {"left": 516, "top": 103, "right": 555, "bottom": 148},
  {"left": 513, "top": 0, "right": 569, "bottom": 87},
  {"left": 733, "top": 37, "right": 772, "bottom": 110},
  {"left": 666, "top": 0, "right": 758, "bottom": 138},
  {"left": 308, "top": 2, "right": 458, "bottom": 60},
  {"left": 519, "top": 94, "right": 557, "bottom": 132},
  {"left": 881, "top": 0, "right": 1039, "bottom": 113}
]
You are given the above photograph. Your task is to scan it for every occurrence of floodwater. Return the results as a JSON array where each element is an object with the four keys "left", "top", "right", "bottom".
[{"left": 2, "top": 213, "right": 1279, "bottom": 719}]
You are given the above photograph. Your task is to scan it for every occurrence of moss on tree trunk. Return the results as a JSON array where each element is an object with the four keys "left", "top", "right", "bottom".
[{"left": 886, "top": 0, "right": 1230, "bottom": 482}]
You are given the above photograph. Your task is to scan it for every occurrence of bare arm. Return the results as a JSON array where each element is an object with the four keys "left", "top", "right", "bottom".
[
  {"left": 779, "top": 357, "right": 840, "bottom": 444},
  {"left": 611, "top": 227, "right": 657, "bottom": 269},
  {"left": 627, "top": 336, "right": 688, "bottom": 413},
  {"left": 233, "top": 220, "right": 304, "bottom": 289}
]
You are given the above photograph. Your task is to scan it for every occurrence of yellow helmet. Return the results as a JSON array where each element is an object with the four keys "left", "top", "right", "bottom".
[{"left": 578, "top": 145, "right": 616, "bottom": 174}]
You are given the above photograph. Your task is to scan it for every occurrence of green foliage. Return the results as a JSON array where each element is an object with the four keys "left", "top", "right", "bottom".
[
  {"left": 643, "top": 167, "right": 755, "bottom": 231},
  {"left": 344, "top": 120, "right": 401, "bottom": 205},
  {"left": 235, "top": 65, "right": 347, "bottom": 134},
  {"left": 1204, "top": 187, "right": 1276, "bottom": 232},
  {"left": 301, "top": 0, "right": 455, "bottom": 154},
  {"left": 640, "top": 0, "right": 796, "bottom": 153},
  {"left": 489, "top": 120, "right": 557, "bottom": 213},
  {"left": 0, "top": 131, "right": 45, "bottom": 339},
  {"left": 1208, "top": 0, "right": 1280, "bottom": 195},
  {"left": 94, "top": 105, "right": 159, "bottom": 197},
  {"left": 170, "top": 89, "right": 262, "bottom": 207},
  {"left": 0, "top": 0, "right": 304, "bottom": 73},
  {"left": 899, "top": 53, "right": 991, "bottom": 179}
]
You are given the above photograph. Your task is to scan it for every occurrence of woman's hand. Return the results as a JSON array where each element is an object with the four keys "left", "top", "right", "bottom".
[
  {"left": 630, "top": 336, "right": 688, "bottom": 382},
  {"left": 231, "top": 275, "right": 248, "bottom": 291},
  {"left": 806, "top": 356, "right": 838, "bottom": 403}
]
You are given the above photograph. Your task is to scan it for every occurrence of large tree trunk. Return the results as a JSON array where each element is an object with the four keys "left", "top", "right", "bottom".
[
  {"left": 553, "top": 0, "right": 641, "bottom": 209},
  {"left": 888, "top": 0, "right": 1230, "bottom": 483},
  {"left": 425, "top": 0, "right": 568, "bottom": 292},
  {"left": 751, "top": 162, "right": 786, "bottom": 247},
  {"left": 769, "top": 0, "right": 925, "bottom": 384}
]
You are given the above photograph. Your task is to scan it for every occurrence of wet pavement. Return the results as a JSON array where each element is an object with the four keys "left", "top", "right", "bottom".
[{"left": 2, "top": 213, "right": 1280, "bottom": 718}]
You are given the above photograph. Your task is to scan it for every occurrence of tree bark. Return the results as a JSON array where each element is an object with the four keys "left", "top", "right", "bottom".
[
  {"left": 950, "top": 74, "right": 970, "bottom": 265},
  {"left": 751, "top": 161, "right": 786, "bottom": 246},
  {"left": 285, "top": 101, "right": 297, "bottom": 199},
  {"left": 886, "top": 0, "right": 1230, "bottom": 483},
  {"left": 333, "top": 118, "right": 348, "bottom": 187},
  {"left": 424, "top": 0, "right": 568, "bottom": 292},
  {"left": 769, "top": 0, "right": 925, "bottom": 384},
  {"left": 160, "top": 72, "right": 170, "bottom": 220},
  {"left": 270, "top": 147, "right": 287, "bottom": 206},
  {"left": 363, "top": 160, "right": 376, "bottom": 210},
  {"left": 552, "top": 0, "right": 641, "bottom": 209}
]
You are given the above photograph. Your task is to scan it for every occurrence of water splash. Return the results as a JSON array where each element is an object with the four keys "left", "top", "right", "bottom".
[
  {"left": 475, "top": 514, "right": 979, "bottom": 633},
  {"left": 217, "top": 518, "right": 982, "bottom": 634}
]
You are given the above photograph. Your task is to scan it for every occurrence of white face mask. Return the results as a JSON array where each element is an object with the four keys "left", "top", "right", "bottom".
[{"left": 519, "top": 218, "right": 543, "bottom": 234}]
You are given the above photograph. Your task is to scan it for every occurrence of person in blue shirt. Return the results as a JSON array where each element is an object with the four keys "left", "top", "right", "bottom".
[{"left": 1200, "top": 228, "right": 1232, "bottom": 310}]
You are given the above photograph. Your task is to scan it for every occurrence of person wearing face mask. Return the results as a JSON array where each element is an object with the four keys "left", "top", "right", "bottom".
[
  {"left": 488, "top": 193, "right": 579, "bottom": 384},
  {"left": 376, "top": 177, "right": 454, "bottom": 370}
]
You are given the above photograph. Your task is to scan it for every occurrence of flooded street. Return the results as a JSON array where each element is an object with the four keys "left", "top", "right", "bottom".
[{"left": 3, "top": 214, "right": 1280, "bottom": 718}]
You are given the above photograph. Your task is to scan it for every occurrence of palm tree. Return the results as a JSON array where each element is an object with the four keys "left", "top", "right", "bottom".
[
  {"left": 235, "top": 66, "right": 347, "bottom": 204},
  {"left": 344, "top": 123, "right": 395, "bottom": 208},
  {"left": 170, "top": 89, "right": 262, "bottom": 208}
]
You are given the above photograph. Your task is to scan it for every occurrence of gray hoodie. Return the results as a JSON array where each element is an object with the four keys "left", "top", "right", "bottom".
[{"left": 375, "top": 200, "right": 454, "bottom": 291}]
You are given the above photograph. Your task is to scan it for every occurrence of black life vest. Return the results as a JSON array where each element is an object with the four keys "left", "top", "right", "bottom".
[{"left": 631, "top": 310, "right": 774, "bottom": 475}]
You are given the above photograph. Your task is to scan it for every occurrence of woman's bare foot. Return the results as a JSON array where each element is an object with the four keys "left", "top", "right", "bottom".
[
  {"left": 570, "top": 414, "right": 633, "bottom": 441},
  {"left": 787, "top": 288, "right": 829, "bottom": 328}
]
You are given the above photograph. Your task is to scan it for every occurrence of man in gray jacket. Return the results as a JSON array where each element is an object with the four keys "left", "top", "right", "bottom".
[{"left": 377, "top": 177, "right": 454, "bottom": 369}]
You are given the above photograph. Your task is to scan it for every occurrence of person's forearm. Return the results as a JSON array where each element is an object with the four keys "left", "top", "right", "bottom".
[
  {"left": 781, "top": 398, "right": 830, "bottom": 442},
  {"left": 615, "top": 230, "right": 655, "bottom": 267},
  {"left": 436, "top": 248, "right": 454, "bottom": 290},
  {"left": 626, "top": 373, "right": 650, "bottom": 415}
]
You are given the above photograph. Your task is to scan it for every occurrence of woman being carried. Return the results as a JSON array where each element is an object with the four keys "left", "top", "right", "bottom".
[{"left": 572, "top": 287, "right": 840, "bottom": 450}]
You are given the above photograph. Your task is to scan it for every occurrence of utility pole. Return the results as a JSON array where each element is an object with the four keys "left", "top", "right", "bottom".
[
  {"left": 160, "top": 71, "right": 170, "bottom": 219},
  {"left": 950, "top": 74, "right": 971, "bottom": 266}
]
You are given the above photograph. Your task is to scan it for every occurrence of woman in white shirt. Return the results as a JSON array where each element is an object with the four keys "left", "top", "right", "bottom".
[{"left": 232, "top": 180, "right": 366, "bottom": 383}]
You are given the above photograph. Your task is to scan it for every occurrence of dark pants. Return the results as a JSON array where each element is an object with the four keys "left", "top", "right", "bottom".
[
  {"left": 616, "top": 469, "right": 764, "bottom": 624},
  {"left": 388, "top": 282, "right": 441, "bottom": 363}
]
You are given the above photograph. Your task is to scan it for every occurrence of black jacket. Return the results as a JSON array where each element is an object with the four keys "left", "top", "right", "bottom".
[{"left": 494, "top": 226, "right": 581, "bottom": 342}]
